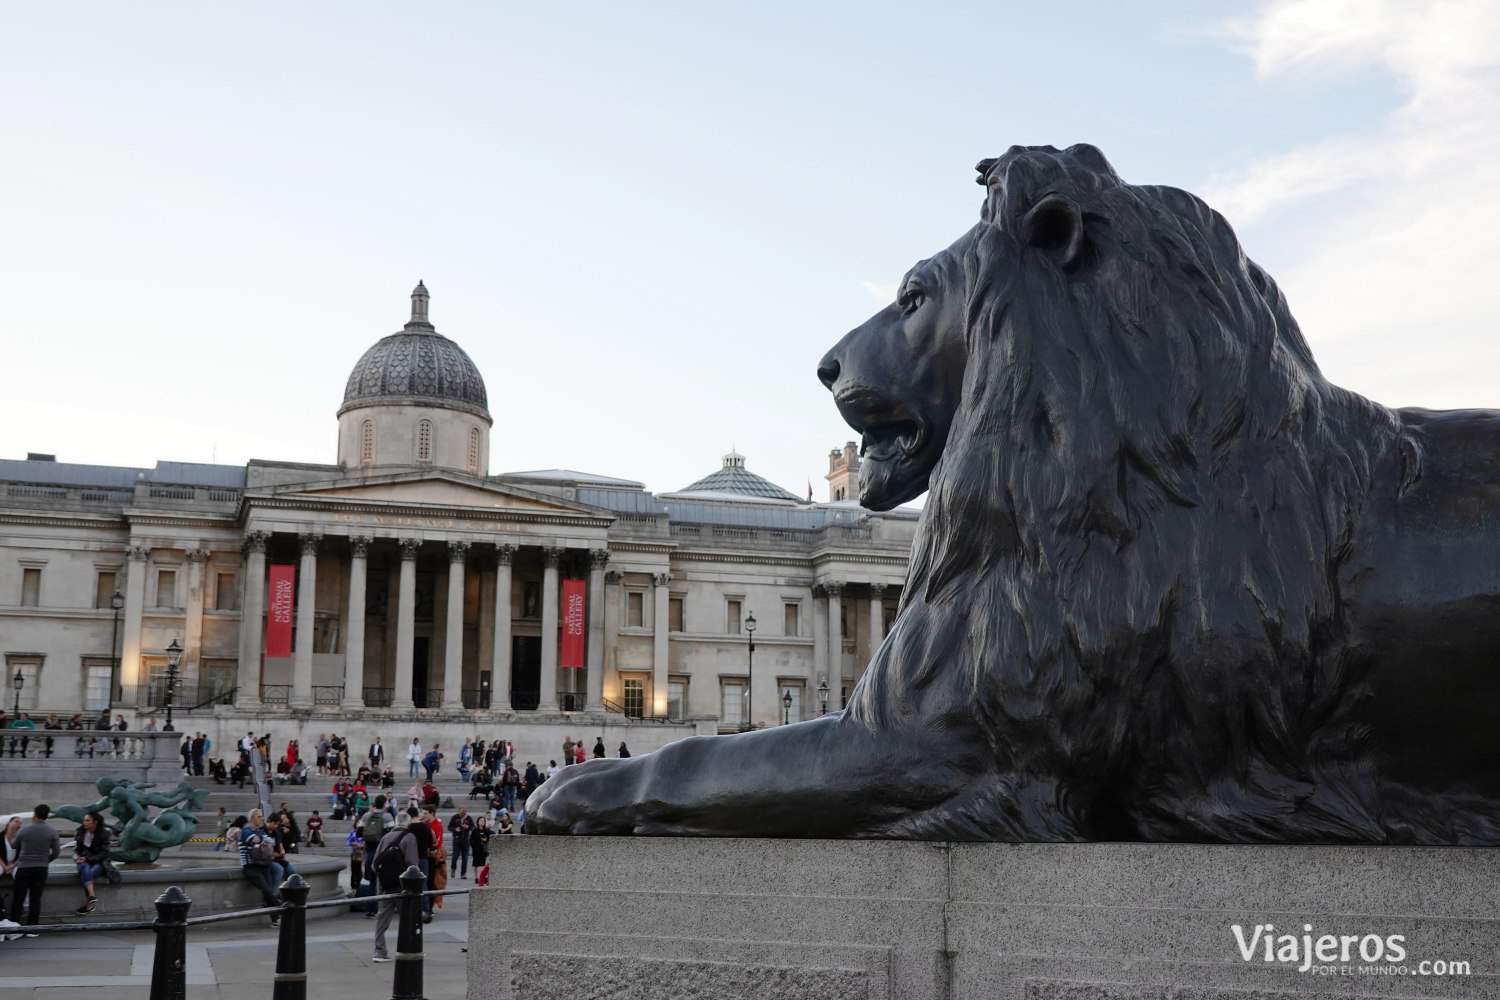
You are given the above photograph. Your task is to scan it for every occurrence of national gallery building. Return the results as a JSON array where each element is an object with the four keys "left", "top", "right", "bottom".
[{"left": 0, "top": 284, "right": 915, "bottom": 751}]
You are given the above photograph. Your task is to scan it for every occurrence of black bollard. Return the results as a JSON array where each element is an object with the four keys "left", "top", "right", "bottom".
[
  {"left": 149, "top": 885, "right": 192, "bottom": 1000},
  {"left": 273, "top": 873, "right": 311, "bottom": 1000},
  {"left": 392, "top": 864, "right": 426, "bottom": 1000}
]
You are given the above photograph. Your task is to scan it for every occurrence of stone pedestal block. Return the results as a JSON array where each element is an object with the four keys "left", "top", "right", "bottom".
[{"left": 468, "top": 838, "right": 1498, "bottom": 999}]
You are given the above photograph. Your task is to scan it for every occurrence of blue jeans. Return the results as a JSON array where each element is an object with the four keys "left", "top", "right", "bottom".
[
  {"left": 502, "top": 787, "right": 517, "bottom": 811},
  {"left": 409, "top": 760, "right": 419, "bottom": 777},
  {"left": 76, "top": 860, "right": 103, "bottom": 888},
  {"left": 418, "top": 858, "right": 431, "bottom": 913}
]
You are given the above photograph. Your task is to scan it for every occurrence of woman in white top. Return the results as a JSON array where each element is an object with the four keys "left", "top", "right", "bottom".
[{"left": 407, "top": 739, "right": 422, "bottom": 778}]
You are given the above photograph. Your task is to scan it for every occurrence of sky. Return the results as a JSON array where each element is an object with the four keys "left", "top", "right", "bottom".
[{"left": 3, "top": 1, "right": 1497, "bottom": 501}]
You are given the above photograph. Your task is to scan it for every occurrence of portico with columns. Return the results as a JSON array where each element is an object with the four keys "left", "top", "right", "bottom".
[{"left": 235, "top": 471, "right": 615, "bottom": 716}]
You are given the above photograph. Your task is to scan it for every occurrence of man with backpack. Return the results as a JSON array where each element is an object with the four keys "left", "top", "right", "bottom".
[
  {"left": 358, "top": 795, "right": 391, "bottom": 889},
  {"left": 370, "top": 812, "right": 419, "bottom": 963}
]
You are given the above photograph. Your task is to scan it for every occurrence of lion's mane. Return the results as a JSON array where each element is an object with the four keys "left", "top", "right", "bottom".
[{"left": 848, "top": 144, "right": 1423, "bottom": 842}]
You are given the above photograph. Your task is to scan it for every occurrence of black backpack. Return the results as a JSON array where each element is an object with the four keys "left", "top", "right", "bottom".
[{"left": 374, "top": 830, "right": 413, "bottom": 892}]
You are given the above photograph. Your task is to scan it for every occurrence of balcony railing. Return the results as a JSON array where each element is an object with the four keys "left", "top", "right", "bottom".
[
  {"left": 363, "top": 687, "right": 394, "bottom": 708},
  {"left": 312, "top": 685, "right": 343, "bottom": 707}
]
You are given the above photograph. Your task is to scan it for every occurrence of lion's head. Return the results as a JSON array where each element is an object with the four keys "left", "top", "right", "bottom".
[{"left": 824, "top": 144, "right": 1414, "bottom": 841}]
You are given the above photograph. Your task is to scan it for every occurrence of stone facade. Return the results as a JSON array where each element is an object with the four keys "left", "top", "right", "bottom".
[{"left": 0, "top": 283, "right": 916, "bottom": 760}]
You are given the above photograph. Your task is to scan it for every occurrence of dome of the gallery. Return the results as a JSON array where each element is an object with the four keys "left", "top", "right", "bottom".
[
  {"left": 680, "top": 450, "right": 803, "bottom": 502},
  {"left": 340, "top": 281, "right": 490, "bottom": 419}
]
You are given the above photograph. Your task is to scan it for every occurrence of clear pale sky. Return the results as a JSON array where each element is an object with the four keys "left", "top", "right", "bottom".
[{"left": 3, "top": 1, "right": 1496, "bottom": 500}]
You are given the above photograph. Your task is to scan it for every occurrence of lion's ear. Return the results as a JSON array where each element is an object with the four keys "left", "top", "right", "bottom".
[{"left": 1021, "top": 193, "right": 1086, "bottom": 272}]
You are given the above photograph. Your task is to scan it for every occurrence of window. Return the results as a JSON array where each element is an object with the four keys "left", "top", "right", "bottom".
[
  {"left": 720, "top": 681, "right": 745, "bottom": 729},
  {"left": 467, "top": 427, "right": 480, "bottom": 474},
  {"left": 834, "top": 486, "right": 845, "bottom": 501},
  {"left": 884, "top": 604, "right": 897, "bottom": 632},
  {"left": 668, "top": 596, "right": 684, "bottom": 633},
  {"left": 83, "top": 657, "right": 112, "bottom": 711},
  {"left": 203, "top": 660, "right": 236, "bottom": 703},
  {"left": 726, "top": 599, "right": 742, "bottom": 634},
  {"left": 214, "top": 571, "right": 239, "bottom": 611},
  {"left": 95, "top": 571, "right": 118, "bottom": 609},
  {"left": 144, "top": 658, "right": 170, "bottom": 708},
  {"left": 783, "top": 602, "right": 800, "bottom": 636},
  {"left": 155, "top": 569, "right": 178, "bottom": 608},
  {"left": 360, "top": 420, "right": 375, "bottom": 465},
  {"left": 626, "top": 591, "right": 644, "bottom": 628},
  {"left": 840, "top": 602, "right": 850, "bottom": 638},
  {"left": 623, "top": 677, "right": 645, "bottom": 719},
  {"left": 667, "top": 680, "right": 686, "bottom": 720},
  {"left": 416, "top": 419, "right": 433, "bottom": 463},
  {"left": 6, "top": 657, "right": 42, "bottom": 711},
  {"left": 20, "top": 567, "right": 40, "bottom": 607},
  {"left": 780, "top": 683, "right": 804, "bottom": 724}
]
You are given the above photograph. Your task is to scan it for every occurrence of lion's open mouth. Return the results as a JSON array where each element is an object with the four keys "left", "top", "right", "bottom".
[
  {"left": 832, "top": 389, "right": 936, "bottom": 509},
  {"left": 860, "top": 420, "right": 925, "bottom": 463}
]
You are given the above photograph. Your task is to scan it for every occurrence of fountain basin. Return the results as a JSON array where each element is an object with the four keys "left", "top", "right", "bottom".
[{"left": 33, "top": 851, "right": 348, "bottom": 925}]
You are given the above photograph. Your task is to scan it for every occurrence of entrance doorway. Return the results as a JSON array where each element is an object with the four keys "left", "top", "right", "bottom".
[
  {"left": 413, "top": 637, "right": 430, "bottom": 708},
  {"left": 511, "top": 636, "right": 540, "bottom": 710}
]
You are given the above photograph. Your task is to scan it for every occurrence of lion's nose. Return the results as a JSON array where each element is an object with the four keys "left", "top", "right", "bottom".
[{"left": 817, "top": 352, "right": 841, "bottom": 390}]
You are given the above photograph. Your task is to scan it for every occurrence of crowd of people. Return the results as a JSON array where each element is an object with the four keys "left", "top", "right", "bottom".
[{"left": 0, "top": 728, "right": 635, "bottom": 946}]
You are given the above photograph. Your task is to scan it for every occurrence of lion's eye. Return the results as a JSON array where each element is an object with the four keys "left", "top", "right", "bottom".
[{"left": 899, "top": 284, "right": 926, "bottom": 315}]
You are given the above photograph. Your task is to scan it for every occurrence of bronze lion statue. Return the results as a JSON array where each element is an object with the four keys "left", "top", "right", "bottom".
[{"left": 530, "top": 143, "right": 1500, "bottom": 844}]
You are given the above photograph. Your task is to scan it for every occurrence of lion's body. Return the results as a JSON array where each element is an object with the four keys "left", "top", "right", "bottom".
[{"left": 528, "top": 144, "right": 1500, "bottom": 844}]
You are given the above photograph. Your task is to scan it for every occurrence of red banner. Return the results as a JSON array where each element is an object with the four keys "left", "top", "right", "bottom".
[
  {"left": 266, "top": 564, "right": 295, "bottom": 658},
  {"left": 560, "top": 578, "right": 586, "bottom": 668}
]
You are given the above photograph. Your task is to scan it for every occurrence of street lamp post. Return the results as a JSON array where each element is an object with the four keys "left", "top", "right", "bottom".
[
  {"left": 817, "top": 677, "right": 830, "bottom": 716},
  {"left": 163, "top": 639, "right": 183, "bottom": 734},
  {"left": 108, "top": 590, "right": 124, "bottom": 707},
  {"left": 782, "top": 689, "right": 792, "bottom": 726},
  {"left": 744, "top": 612, "right": 756, "bottom": 730},
  {"left": 11, "top": 667, "right": 23, "bottom": 718}
]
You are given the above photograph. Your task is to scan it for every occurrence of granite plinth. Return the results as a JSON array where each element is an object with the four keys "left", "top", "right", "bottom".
[{"left": 467, "top": 839, "right": 1498, "bottom": 999}]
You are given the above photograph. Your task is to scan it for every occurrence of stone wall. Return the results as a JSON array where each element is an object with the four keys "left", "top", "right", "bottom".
[{"left": 467, "top": 838, "right": 1499, "bottom": 999}]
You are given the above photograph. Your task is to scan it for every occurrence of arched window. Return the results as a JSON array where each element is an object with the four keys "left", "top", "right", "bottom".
[
  {"left": 467, "top": 427, "right": 481, "bottom": 474},
  {"left": 360, "top": 420, "right": 375, "bottom": 465},
  {"left": 417, "top": 420, "right": 433, "bottom": 464}
]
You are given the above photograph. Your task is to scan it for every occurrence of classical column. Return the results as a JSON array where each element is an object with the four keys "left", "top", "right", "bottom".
[
  {"left": 392, "top": 537, "right": 419, "bottom": 712},
  {"left": 812, "top": 585, "right": 828, "bottom": 709},
  {"left": 652, "top": 572, "right": 670, "bottom": 717},
  {"left": 342, "top": 536, "right": 370, "bottom": 711},
  {"left": 586, "top": 549, "right": 608, "bottom": 710},
  {"left": 442, "top": 540, "right": 469, "bottom": 711},
  {"left": 868, "top": 584, "right": 887, "bottom": 653},
  {"left": 236, "top": 532, "right": 268, "bottom": 707},
  {"left": 120, "top": 545, "right": 149, "bottom": 701},
  {"left": 291, "top": 533, "right": 320, "bottom": 710},
  {"left": 492, "top": 544, "right": 515, "bottom": 711},
  {"left": 825, "top": 581, "right": 844, "bottom": 709},
  {"left": 183, "top": 549, "right": 208, "bottom": 682},
  {"left": 603, "top": 570, "right": 622, "bottom": 703},
  {"left": 538, "top": 547, "right": 561, "bottom": 711}
]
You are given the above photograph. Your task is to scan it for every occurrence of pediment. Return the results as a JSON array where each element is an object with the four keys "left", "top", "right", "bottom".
[{"left": 283, "top": 477, "right": 590, "bottom": 515}]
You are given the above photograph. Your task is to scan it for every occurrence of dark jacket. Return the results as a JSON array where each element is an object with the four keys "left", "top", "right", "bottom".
[{"left": 76, "top": 825, "right": 111, "bottom": 864}]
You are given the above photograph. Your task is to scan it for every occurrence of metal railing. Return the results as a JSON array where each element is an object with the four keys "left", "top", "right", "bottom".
[
  {"left": 10, "top": 869, "right": 466, "bottom": 1000},
  {"left": 260, "top": 685, "right": 292, "bottom": 707},
  {"left": 509, "top": 689, "right": 539, "bottom": 711},
  {"left": 363, "top": 687, "right": 394, "bottom": 708},
  {"left": 412, "top": 688, "right": 443, "bottom": 709},
  {"left": 600, "top": 696, "right": 677, "bottom": 723},
  {"left": 312, "top": 685, "right": 343, "bottom": 707},
  {"left": 461, "top": 688, "right": 489, "bottom": 709},
  {"left": 120, "top": 683, "right": 236, "bottom": 712}
]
